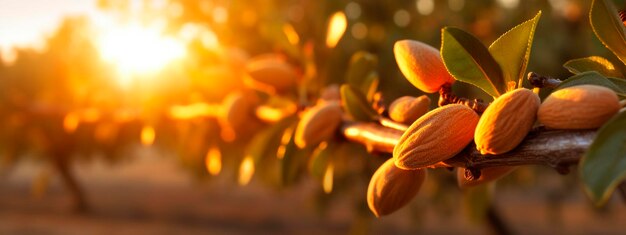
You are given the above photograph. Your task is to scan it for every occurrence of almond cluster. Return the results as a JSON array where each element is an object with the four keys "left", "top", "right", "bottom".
[{"left": 366, "top": 39, "right": 622, "bottom": 217}]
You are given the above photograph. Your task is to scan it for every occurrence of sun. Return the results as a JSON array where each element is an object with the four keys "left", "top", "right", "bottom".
[{"left": 96, "top": 22, "right": 186, "bottom": 85}]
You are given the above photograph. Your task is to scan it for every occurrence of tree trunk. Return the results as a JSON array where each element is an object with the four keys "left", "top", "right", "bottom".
[{"left": 52, "top": 156, "right": 88, "bottom": 213}]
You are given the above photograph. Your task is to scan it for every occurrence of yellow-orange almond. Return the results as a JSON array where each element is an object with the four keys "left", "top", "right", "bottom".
[
  {"left": 294, "top": 102, "right": 343, "bottom": 149},
  {"left": 538, "top": 85, "right": 619, "bottom": 129},
  {"left": 219, "top": 92, "right": 253, "bottom": 130},
  {"left": 393, "top": 104, "right": 479, "bottom": 169},
  {"left": 367, "top": 159, "right": 426, "bottom": 217},
  {"left": 456, "top": 167, "right": 516, "bottom": 188},
  {"left": 475, "top": 88, "right": 540, "bottom": 155},
  {"left": 245, "top": 57, "right": 297, "bottom": 92},
  {"left": 389, "top": 95, "right": 431, "bottom": 125},
  {"left": 319, "top": 84, "right": 341, "bottom": 102},
  {"left": 394, "top": 40, "right": 455, "bottom": 93}
]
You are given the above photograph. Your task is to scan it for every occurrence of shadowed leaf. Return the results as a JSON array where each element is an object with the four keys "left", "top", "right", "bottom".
[
  {"left": 556, "top": 71, "right": 624, "bottom": 94},
  {"left": 590, "top": 0, "right": 626, "bottom": 65},
  {"left": 564, "top": 56, "right": 624, "bottom": 78},
  {"left": 580, "top": 111, "right": 626, "bottom": 206},
  {"left": 340, "top": 84, "right": 379, "bottom": 121}
]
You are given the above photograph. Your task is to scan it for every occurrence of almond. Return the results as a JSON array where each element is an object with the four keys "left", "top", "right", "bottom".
[
  {"left": 394, "top": 104, "right": 479, "bottom": 169},
  {"left": 245, "top": 56, "right": 298, "bottom": 93},
  {"left": 475, "top": 88, "right": 540, "bottom": 155},
  {"left": 394, "top": 40, "right": 455, "bottom": 93},
  {"left": 538, "top": 85, "right": 620, "bottom": 129},
  {"left": 219, "top": 92, "right": 254, "bottom": 131},
  {"left": 389, "top": 95, "right": 431, "bottom": 125},
  {"left": 218, "top": 92, "right": 258, "bottom": 141},
  {"left": 367, "top": 159, "right": 426, "bottom": 217},
  {"left": 319, "top": 84, "right": 341, "bottom": 102},
  {"left": 457, "top": 167, "right": 516, "bottom": 188},
  {"left": 294, "top": 102, "right": 343, "bottom": 148}
]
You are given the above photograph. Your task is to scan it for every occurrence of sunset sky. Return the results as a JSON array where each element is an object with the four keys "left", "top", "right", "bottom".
[{"left": 0, "top": 0, "right": 99, "bottom": 61}]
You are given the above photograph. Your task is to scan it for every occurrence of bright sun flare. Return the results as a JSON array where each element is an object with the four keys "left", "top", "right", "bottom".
[{"left": 97, "top": 22, "right": 186, "bottom": 85}]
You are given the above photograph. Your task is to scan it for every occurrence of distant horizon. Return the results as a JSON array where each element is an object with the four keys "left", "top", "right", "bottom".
[{"left": 0, "top": 0, "right": 99, "bottom": 62}]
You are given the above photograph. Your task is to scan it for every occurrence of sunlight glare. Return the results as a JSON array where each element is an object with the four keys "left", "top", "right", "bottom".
[
  {"left": 141, "top": 125, "right": 156, "bottom": 146},
  {"left": 238, "top": 156, "right": 255, "bottom": 186},
  {"left": 63, "top": 113, "right": 80, "bottom": 133},
  {"left": 97, "top": 22, "right": 186, "bottom": 84},
  {"left": 323, "top": 163, "right": 334, "bottom": 194},
  {"left": 326, "top": 12, "right": 347, "bottom": 48},
  {"left": 205, "top": 146, "right": 222, "bottom": 176}
]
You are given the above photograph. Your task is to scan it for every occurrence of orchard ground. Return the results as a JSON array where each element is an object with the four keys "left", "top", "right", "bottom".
[{"left": 1, "top": 149, "right": 625, "bottom": 235}]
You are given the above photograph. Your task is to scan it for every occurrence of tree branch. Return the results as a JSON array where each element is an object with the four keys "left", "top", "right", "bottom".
[{"left": 341, "top": 122, "right": 595, "bottom": 172}]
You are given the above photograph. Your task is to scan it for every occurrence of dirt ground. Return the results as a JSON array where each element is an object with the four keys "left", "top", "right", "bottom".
[{"left": 1, "top": 152, "right": 625, "bottom": 235}]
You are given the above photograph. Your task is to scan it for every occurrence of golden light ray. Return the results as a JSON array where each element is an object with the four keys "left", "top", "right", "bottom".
[
  {"left": 326, "top": 12, "right": 348, "bottom": 48},
  {"left": 205, "top": 146, "right": 222, "bottom": 176},
  {"left": 238, "top": 156, "right": 255, "bottom": 186},
  {"left": 141, "top": 125, "right": 156, "bottom": 146},
  {"left": 323, "top": 163, "right": 334, "bottom": 194}
]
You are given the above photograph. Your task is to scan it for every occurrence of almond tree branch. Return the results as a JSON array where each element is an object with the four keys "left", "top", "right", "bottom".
[{"left": 341, "top": 122, "right": 595, "bottom": 172}]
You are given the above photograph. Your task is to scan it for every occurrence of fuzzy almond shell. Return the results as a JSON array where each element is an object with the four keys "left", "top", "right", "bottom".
[
  {"left": 456, "top": 166, "right": 516, "bottom": 188},
  {"left": 220, "top": 92, "right": 252, "bottom": 130},
  {"left": 475, "top": 88, "right": 540, "bottom": 155},
  {"left": 389, "top": 95, "right": 431, "bottom": 124},
  {"left": 294, "top": 102, "right": 343, "bottom": 149},
  {"left": 394, "top": 40, "right": 455, "bottom": 93},
  {"left": 245, "top": 58, "right": 298, "bottom": 92},
  {"left": 538, "top": 85, "right": 619, "bottom": 129},
  {"left": 393, "top": 104, "right": 479, "bottom": 169},
  {"left": 367, "top": 159, "right": 426, "bottom": 217}
]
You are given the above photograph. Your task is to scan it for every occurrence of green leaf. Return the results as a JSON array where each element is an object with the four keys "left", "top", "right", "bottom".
[
  {"left": 607, "top": 77, "right": 626, "bottom": 93},
  {"left": 308, "top": 142, "right": 339, "bottom": 181},
  {"left": 362, "top": 72, "right": 379, "bottom": 102},
  {"left": 590, "top": 0, "right": 626, "bottom": 65},
  {"left": 556, "top": 71, "right": 625, "bottom": 93},
  {"left": 340, "top": 84, "right": 379, "bottom": 121},
  {"left": 489, "top": 11, "right": 542, "bottom": 88},
  {"left": 441, "top": 27, "right": 506, "bottom": 97},
  {"left": 280, "top": 125, "right": 310, "bottom": 186},
  {"left": 345, "top": 52, "right": 380, "bottom": 101},
  {"left": 346, "top": 51, "right": 378, "bottom": 88},
  {"left": 245, "top": 117, "right": 297, "bottom": 187},
  {"left": 260, "top": 21, "right": 301, "bottom": 59},
  {"left": 564, "top": 56, "right": 624, "bottom": 78},
  {"left": 580, "top": 111, "right": 626, "bottom": 206},
  {"left": 247, "top": 117, "right": 296, "bottom": 164}
]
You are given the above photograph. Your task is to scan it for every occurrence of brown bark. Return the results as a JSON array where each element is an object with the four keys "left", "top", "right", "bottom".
[{"left": 341, "top": 122, "right": 595, "bottom": 172}]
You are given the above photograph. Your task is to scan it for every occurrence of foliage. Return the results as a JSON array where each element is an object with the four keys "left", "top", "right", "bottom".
[
  {"left": 580, "top": 111, "right": 626, "bottom": 206},
  {"left": 567, "top": 0, "right": 626, "bottom": 206},
  {"left": 441, "top": 12, "right": 541, "bottom": 98}
]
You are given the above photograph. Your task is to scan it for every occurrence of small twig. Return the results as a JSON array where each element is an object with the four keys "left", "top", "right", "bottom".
[
  {"left": 378, "top": 117, "right": 408, "bottom": 132},
  {"left": 527, "top": 72, "right": 562, "bottom": 89},
  {"left": 341, "top": 122, "right": 403, "bottom": 153},
  {"left": 438, "top": 83, "right": 489, "bottom": 113}
]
